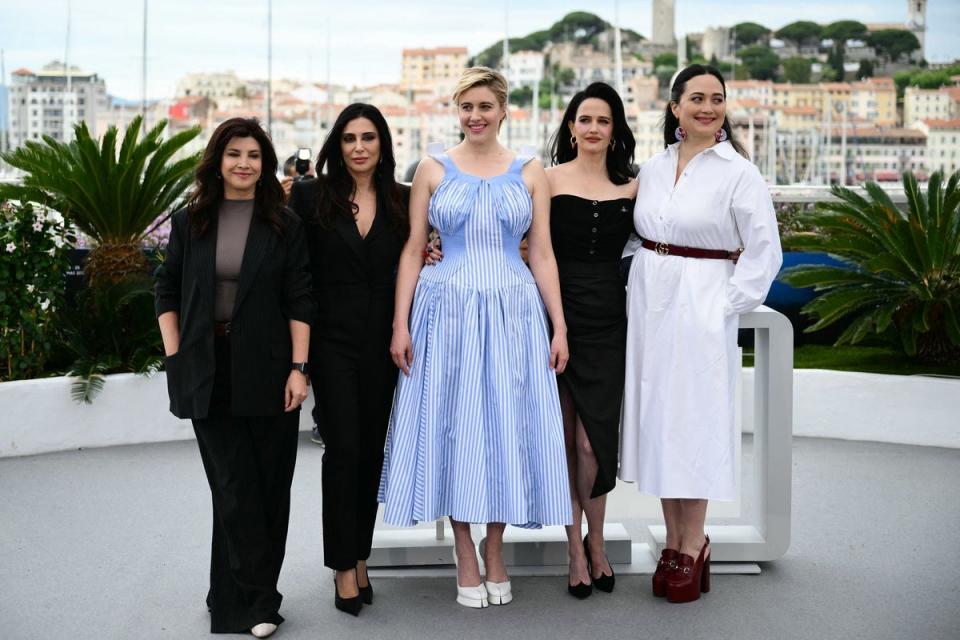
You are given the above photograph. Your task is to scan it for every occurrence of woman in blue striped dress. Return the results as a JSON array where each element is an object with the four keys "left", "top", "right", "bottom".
[{"left": 380, "top": 67, "right": 572, "bottom": 608}]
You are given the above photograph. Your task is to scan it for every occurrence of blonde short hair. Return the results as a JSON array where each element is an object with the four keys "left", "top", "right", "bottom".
[{"left": 452, "top": 66, "right": 508, "bottom": 108}]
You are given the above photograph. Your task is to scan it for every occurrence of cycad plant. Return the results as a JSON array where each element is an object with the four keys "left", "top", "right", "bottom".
[
  {"left": 0, "top": 116, "right": 200, "bottom": 285},
  {"left": 780, "top": 170, "right": 960, "bottom": 364}
]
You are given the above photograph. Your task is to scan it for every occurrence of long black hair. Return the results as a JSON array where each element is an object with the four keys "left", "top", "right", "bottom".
[
  {"left": 187, "top": 117, "right": 287, "bottom": 237},
  {"left": 312, "top": 103, "right": 407, "bottom": 232},
  {"left": 549, "top": 82, "right": 636, "bottom": 185},
  {"left": 664, "top": 64, "right": 748, "bottom": 158}
]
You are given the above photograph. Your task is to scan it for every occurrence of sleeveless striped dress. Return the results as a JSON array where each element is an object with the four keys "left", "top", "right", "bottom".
[{"left": 378, "top": 152, "right": 572, "bottom": 529}]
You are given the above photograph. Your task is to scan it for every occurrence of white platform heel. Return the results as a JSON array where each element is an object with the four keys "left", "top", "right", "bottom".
[
  {"left": 453, "top": 540, "right": 489, "bottom": 609},
  {"left": 456, "top": 583, "right": 489, "bottom": 608},
  {"left": 484, "top": 580, "right": 513, "bottom": 605}
]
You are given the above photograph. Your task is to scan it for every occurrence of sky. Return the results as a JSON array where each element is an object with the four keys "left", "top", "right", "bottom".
[{"left": 1, "top": 0, "right": 958, "bottom": 101}]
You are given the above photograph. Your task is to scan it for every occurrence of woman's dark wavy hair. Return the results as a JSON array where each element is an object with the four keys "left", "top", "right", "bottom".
[
  {"left": 549, "top": 82, "right": 636, "bottom": 184},
  {"left": 187, "top": 117, "right": 287, "bottom": 237},
  {"left": 664, "top": 64, "right": 748, "bottom": 158},
  {"left": 311, "top": 103, "right": 407, "bottom": 233}
]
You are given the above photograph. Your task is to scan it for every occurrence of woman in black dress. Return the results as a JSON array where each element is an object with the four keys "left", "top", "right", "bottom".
[
  {"left": 287, "top": 103, "right": 409, "bottom": 616},
  {"left": 546, "top": 82, "right": 637, "bottom": 598},
  {"left": 155, "top": 117, "right": 314, "bottom": 638}
]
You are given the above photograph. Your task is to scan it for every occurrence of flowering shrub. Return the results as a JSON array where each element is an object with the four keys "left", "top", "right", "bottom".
[{"left": 0, "top": 201, "right": 75, "bottom": 380}]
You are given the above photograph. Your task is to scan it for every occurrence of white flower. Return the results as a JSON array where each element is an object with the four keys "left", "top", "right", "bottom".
[
  {"left": 33, "top": 221, "right": 44, "bottom": 232},
  {"left": 40, "top": 298, "right": 50, "bottom": 311},
  {"left": 53, "top": 235, "right": 65, "bottom": 248},
  {"left": 4, "top": 242, "right": 14, "bottom": 253},
  {"left": 26, "top": 284, "right": 35, "bottom": 294}
]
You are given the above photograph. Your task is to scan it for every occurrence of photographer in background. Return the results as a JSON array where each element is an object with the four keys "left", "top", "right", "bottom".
[
  {"left": 281, "top": 148, "right": 316, "bottom": 199},
  {"left": 281, "top": 149, "right": 324, "bottom": 447}
]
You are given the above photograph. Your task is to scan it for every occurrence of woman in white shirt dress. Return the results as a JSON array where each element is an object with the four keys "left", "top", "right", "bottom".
[{"left": 620, "top": 65, "right": 782, "bottom": 603}]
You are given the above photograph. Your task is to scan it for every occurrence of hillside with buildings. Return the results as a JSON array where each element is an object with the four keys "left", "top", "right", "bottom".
[{"left": 2, "top": 1, "right": 958, "bottom": 185}]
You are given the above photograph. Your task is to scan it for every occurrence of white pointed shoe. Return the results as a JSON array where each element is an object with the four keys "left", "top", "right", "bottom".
[
  {"left": 251, "top": 622, "right": 277, "bottom": 638},
  {"left": 456, "top": 583, "right": 489, "bottom": 609},
  {"left": 484, "top": 580, "right": 513, "bottom": 605}
]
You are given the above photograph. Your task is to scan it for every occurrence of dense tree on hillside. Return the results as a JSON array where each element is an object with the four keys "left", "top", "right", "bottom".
[
  {"left": 858, "top": 59, "right": 875, "bottom": 78},
  {"left": 823, "top": 20, "right": 868, "bottom": 79},
  {"left": 733, "top": 22, "right": 771, "bottom": 48},
  {"left": 472, "top": 11, "right": 643, "bottom": 69},
  {"left": 510, "top": 86, "right": 532, "bottom": 106},
  {"left": 823, "top": 20, "right": 868, "bottom": 46},
  {"left": 739, "top": 45, "right": 780, "bottom": 80},
  {"left": 868, "top": 29, "right": 921, "bottom": 64},
  {"left": 656, "top": 65, "right": 678, "bottom": 91},
  {"left": 826, "top": 49, "right": 846, "bottom": 80},
  {"left": 775, "top": 21, "right": 822, "bottom": 50},
  {"left": 654, "top": 52, "right": 678, "bottom": 68},
  {"left": 911, "top": 68, "right": 960, "bottom": 89},
  {"left": 782, "top": 57, "right": 812, "bottom": 83}
]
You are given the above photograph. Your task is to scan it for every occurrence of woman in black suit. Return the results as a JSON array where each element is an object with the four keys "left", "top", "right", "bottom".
[
  {"left": 287, "top": 103, "right": 409, "bottom": 616},
  {"left": 155, "top": 117, "right": 314, "bottom": 639}
]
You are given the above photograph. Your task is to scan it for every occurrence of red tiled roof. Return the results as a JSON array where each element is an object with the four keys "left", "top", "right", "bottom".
[
  {"left": 921, "top": 118, "right": 960, "bottom": 129},
  {"left": 782, "top": 106, "right": 818, "bottom": 115},
  {"left": 403, "top": 47, "right": 468, "bottom": 56}
]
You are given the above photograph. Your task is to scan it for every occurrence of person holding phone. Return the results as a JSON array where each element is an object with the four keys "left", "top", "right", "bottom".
[
  {"left": 287, "top": 103, "right": 409, "bottom": 616},
  {"left": 154, "top": 117, "right": 313, "bottom": 638}
]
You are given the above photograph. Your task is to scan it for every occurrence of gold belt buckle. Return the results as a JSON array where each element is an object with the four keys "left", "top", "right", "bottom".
[{"left": 655, "top": 242, "right": 670, "bottom": 256}]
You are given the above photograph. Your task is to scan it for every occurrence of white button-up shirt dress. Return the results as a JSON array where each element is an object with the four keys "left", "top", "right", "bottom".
[{"left": 619, "top": 140, "right": 783, "bottom": 501}]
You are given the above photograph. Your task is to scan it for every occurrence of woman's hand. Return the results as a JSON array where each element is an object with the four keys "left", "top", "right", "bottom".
[
  {"left": 549, "top": 330, "right": 569, "bottom": 374},
  {"left": 390, "top": 329, "right": 414, "bottom": 375},
  {"left": 284, "top": 370, "right": 309, "bottom": 412},
  {"left": 280, "top": 176, "right": 293, "bottom": 199},
  {"left": 423, "top": 240, "right": 444, "bottom": 266}
]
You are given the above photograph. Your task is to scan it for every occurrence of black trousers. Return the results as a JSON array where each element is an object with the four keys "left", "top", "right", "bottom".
[
  {"left": 313, "top": 343, "right": 395, "bottom": 571},
  {"left": 192, "top": 336, "right": 299, "bottom": 634}
]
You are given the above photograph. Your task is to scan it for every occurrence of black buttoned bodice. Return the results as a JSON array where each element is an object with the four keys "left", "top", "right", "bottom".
[{"left": 550, "top": 194, "right": 636, "bottom": 263}]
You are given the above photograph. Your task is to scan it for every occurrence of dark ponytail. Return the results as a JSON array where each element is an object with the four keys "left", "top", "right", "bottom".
[{"left": 663, "top": 64, "right": 748, "bottom": 159}]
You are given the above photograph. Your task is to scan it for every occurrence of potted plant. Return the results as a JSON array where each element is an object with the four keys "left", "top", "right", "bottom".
[
  {"left": 0, "top": 117, "right": 201, "bottom": 399},
  {"left": 780, "top": 170, "right": 960, "bottom": 364}
]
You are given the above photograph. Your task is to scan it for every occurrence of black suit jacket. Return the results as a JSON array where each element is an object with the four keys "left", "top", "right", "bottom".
[
  {"left": 288, "top": 178, "right": 409, "bottom": 361},
  {"left": 154, "top": 206, "right": 314, "bottom": 419}
]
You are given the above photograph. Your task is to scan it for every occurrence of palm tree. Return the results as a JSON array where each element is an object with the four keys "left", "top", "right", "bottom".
[
  {"left": 780, "top": 171, "right": 960, "bottom": 364},
  {"left": 0, "top": 116, "right": 200, "bottom": 286}
]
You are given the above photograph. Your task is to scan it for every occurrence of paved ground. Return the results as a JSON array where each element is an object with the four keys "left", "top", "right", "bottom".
[{"left": 2, "top": 435, "right": 958, "bottom": 640}]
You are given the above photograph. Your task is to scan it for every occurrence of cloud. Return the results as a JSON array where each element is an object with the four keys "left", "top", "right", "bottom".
[{"left": 1, "top": 0, "right": 957, "bottom": 100}]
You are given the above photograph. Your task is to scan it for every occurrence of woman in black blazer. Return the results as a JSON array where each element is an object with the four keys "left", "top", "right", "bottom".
[
  {"left": 155, "top": 117, "right": 314, "bottom": 639},
  {"left": 287, "top": 103, "right": 409, "bottom": 616}
]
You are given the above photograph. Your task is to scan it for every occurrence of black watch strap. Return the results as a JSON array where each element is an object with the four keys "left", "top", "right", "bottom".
[{"left": 291, "top": 362, "right": 308, "bottom": 374}]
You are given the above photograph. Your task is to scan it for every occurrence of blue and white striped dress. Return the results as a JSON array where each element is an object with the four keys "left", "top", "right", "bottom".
[{"left": 378, "top": 152, "right": 572, "bottom": 529}]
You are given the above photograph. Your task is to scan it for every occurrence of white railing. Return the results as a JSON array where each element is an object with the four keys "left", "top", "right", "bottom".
[{"left": 369, "top": 306, "right": 795, "bottom": 572}]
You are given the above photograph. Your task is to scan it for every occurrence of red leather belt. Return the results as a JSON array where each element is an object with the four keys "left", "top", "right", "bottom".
[
  {"left": 213, "top": 322, "right": 231, "bottom": 336},
  {"left": 640, "top": 238, "right": 742, "bottom": 261}
]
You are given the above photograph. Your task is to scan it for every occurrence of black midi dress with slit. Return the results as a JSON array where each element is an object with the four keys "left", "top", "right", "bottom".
[{"left": 550, "top": 194, "right": 636, "bottom": 498}]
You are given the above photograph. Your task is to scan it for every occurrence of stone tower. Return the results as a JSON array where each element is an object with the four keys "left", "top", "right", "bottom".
[
  {"left": 652, "top": 0, "right": 676, "bottom": 47},
  {"left": 907, "top": 0, "right": 926, "bottom": 58}
]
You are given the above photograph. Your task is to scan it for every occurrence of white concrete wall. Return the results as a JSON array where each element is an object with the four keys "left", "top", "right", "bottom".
[
  {"left": 741, "top": 369, "right": 959, "bottom": 449},
  {"left": 1, "top": 368, "right": 957, "bottom": 458},
  {"left": 0, "top": 373, "right": 314, "bottom": 458}
]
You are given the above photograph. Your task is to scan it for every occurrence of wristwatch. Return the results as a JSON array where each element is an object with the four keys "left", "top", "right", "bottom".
[{"left": 291, "top": 362, "right": 308, "bottom": 374}]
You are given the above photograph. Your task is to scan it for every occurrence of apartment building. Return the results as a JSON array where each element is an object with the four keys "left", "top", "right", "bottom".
[
  {"left": 904, "top": 86, "right": 960, "bottom": 127},
  {"left": 916, "top": 119, "right": 960, "bottom": 174},
  {"left": 850, "top": 77, "right": 897, "bottom": 127},
  {"left": 401, "top": 47, "right": 468, "bottom": 95},
  {"left": 507, "top": 51, "right": 545, "bottom": 89},
  {"left": 175, "top": 71, "right": 244, "bottom": 100},
  {"left": 7, "top": 61, "right": 108, "bottom": 148}
]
